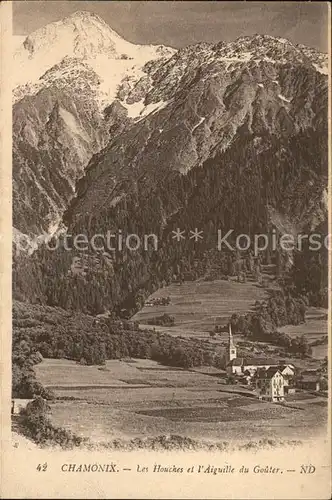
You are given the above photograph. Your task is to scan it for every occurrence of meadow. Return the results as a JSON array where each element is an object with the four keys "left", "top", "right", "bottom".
[
  {"left": 133, "top": 279, "right": 268, "bottom": 340},
  {"left": 35, "top": 358, "right": 327, "bottom": 443},
  {"left": 278, "top": 306, "right": 328, "bottom": 360},
  {"left": 33, "top": 279, "right": 327, "bottom": 444},
  {"left": 133, "top": 278, "right": 327, "bottom": 362}
]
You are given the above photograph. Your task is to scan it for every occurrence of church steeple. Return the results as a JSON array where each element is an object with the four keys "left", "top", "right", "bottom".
[{"left": 227, "top": 323, "right": 237, "bottom": 362}]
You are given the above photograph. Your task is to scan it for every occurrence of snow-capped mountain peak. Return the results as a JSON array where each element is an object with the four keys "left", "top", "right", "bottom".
[
  {"left": 13, "top": 10, "right": 176, "bottom": 89},
  {"left": 21, "top": 10, "right": 137, "bottom": 60}
]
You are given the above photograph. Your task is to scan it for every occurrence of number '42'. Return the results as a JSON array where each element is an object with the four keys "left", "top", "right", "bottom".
[{"left": 36, "top": 463, "right": 48, "bottom": 472}]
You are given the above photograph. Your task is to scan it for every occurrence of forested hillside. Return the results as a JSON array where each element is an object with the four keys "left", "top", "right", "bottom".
[{"left": 13, "top": 129, "right": 328, "bottom": 314}]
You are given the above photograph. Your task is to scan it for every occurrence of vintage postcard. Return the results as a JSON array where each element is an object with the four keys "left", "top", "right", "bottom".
[{"left": 1, "top": 1, "right": 331, "bottom": 498}]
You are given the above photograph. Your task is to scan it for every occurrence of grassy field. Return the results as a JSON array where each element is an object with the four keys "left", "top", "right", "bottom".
[
  {"left": 278, "top": 306, "right": 328, "bottom": 360},
  {"left": 133, "top": 278, "right": 327, "bottom": 363},
  {"left": 133, "top": 279, "right": 268, "bottom": 340},
  {"left": 35, "top": 358, "right": 328, "bottom": 444},
  {"left": 32, "top": 280, "right": 327, "bottom": 444}
]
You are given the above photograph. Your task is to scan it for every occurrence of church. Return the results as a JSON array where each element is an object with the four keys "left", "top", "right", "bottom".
[
  {"left": 225, "top": 324, "right": 277, "bottom": 376},
  {"left": 225, "top": 325, "right": 292, "bottom": 402},
  {"left": 225, "top": 324, "right": 294, "bottom": 378}
]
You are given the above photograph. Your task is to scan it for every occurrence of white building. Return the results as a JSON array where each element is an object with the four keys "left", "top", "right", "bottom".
[
  {"left": 256, "top": 368, "right": 285, "bottom": 402},
  {"left": 277, "top": 364, "right": 295, "bottom": 386},
  {"left": 12, "top": 399, "right": 33, "bottom": 415}
]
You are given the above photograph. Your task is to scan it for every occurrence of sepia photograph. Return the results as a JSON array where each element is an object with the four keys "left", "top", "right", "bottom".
[{"left": 1, "top": 0, "right": 331, "bottom": 498}]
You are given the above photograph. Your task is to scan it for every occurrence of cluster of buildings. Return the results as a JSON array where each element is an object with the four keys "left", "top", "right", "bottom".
[
  {"left": 145, "top": 296, "right": 171, "bottom": 307},
  {"left": 225, "top": 325, "right": 321, "bottom": 402}
]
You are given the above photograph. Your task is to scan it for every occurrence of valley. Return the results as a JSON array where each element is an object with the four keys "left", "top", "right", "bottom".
[
  {"left": 34, "top": 357, "right": 327, "bottom": 444},
  {"left": 133, "top": 279, "right": 268, "bottom": 337},
  {"left": 28, "top": 278, "right": 327, "bottom": 445}
]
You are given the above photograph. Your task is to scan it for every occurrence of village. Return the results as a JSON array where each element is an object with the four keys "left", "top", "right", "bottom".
[
  {"left": 225, "top": 325, "right": 325, "bottom": 402},
  {"left": 139, "top": 288, "right": 326, "bottom": 404}
]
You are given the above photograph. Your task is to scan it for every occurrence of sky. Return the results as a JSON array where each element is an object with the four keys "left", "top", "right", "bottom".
[{"left": 13, "top": 1, "right": 329, "bottom": 52}]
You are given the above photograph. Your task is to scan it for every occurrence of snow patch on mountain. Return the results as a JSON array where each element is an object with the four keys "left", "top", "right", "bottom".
[
  {"left": 92, "top": 57, "right": 148, "bottom": 110},
  {"left": 122, "top": 99, "right": 146, "bottom": 118},
  {"left": 140, "top": 100, "right": 169, "bottom": 118},
  {"left": 59, "top": 107, "right": 90, "bottom": 141},
  {"left": 122, "top": 98, "right": 170, "bottom": 120},
  {"left": 278, "top": 94, "right": 291, "bottom": 103},
  {"left": 312, "top": 63, "right": 328, "bottom": 75},
  {"left": 192, "top": 117, "right": 205, "bottom": 132},
  {"left": 217, "top": 51, "right": 253, "bottom": 64}
]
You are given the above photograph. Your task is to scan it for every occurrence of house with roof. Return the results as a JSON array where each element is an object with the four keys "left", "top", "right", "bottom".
[
  {"left": 255, "top": 368, "right": 285, "bottom": 402},
  {"left": 12, "top": 398, "right": 33, "bottom": 415},
  {"left": 277, "top": 364, "right": 295, "bottom": 378},
  {"left": 227, "top": 356, "right": 281, "bottom": 376},
  {"left": 277, "top": 364, "right": 295, "bottom": 388},
  {"left": 297, "top": 374, "right": 321, "bottom": 392}
]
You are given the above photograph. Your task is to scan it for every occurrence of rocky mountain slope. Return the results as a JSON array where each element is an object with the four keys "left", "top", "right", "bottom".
[
  {"left": 13, "top": 58, "right": 109, "bottom": 236},
  {"left": 13, "top": 11, "right": 175, "bottom": 238},
  {"left": 13, "top": 12, "right": 328, "bottom": 313},
  {"left": 66, "top": 33, "right": 328, "bottom": 230}
]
